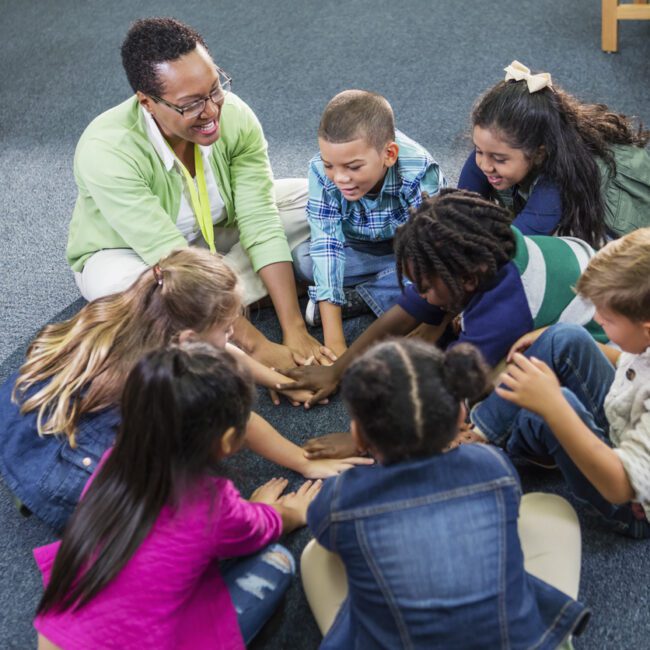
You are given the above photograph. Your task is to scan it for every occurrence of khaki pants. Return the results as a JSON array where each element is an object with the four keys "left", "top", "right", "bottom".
[
  {"left": 301, "top": 493, "right": 581, "bottom": 644},
  {"left": 74, "top": 178, "right": 309, "bottom": 305}
]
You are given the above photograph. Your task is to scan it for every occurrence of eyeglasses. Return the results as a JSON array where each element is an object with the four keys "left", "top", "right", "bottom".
[{"left": 150, "top": 69, "right": 232, "bottom": 119}]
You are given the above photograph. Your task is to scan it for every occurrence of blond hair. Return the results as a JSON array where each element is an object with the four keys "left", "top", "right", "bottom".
[
  {"left": 576, "top": 227, "right": 650, "bottom": 322},
  {"left": 13, "top": 248, "right": 240, "bottom": 444}
]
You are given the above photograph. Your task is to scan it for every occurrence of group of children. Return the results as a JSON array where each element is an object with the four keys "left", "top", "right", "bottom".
[{"left": 2, "top": 55, "right": 650, "bottom": 649}]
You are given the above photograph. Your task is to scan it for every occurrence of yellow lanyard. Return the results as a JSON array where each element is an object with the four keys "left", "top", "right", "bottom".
[{"left": 172, "top": 144, "right": 216, "bottom": 253}]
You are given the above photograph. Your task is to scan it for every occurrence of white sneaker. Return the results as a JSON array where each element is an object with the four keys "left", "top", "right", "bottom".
[{"left": 305, "top": 299, "right": 320, "bottom": 327}]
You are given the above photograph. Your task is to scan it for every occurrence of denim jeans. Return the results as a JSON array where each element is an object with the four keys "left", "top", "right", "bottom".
[
  {"left": 292, "top": 237, "right": 401, "bottom": 316},
  {"left": 222, "top": 543, "right": 295, "bottom": 644},
  {"left": 471, "top": 323, "right": 650, "bottom": 538}
]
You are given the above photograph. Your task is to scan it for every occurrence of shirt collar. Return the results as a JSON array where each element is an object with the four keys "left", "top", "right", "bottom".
[{"left": 141, "top": 107, "right": 212, "bottom": 172}]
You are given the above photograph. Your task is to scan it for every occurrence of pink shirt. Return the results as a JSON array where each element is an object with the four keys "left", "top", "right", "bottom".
[{"left": 33, "top": 477, "right": 282, "bottom": 649}]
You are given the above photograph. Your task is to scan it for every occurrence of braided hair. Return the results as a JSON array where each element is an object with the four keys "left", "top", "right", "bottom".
[{"left": 394, "top": 189, "right": 515, "bottom": 311}]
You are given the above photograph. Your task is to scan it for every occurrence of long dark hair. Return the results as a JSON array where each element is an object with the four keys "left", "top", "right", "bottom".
[
  {"left": 36, "top": 343, "right": 254, "bottom": 615},
  {"left": 342, "top": 339, "right": 489, "bottom": 463},
  {"left": 472, "top": 79, "right": 649, "bottom": 248},
  {"left": 394, "top": 189, "right": 515, "bottom": 311}
]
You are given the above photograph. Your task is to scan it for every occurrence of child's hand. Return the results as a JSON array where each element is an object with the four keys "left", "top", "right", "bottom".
[
  {"left": 249, "top": 477, "right": 290, "bottom": 505},
  {"left": 267, "top": 373, "right": 330, "bottom": 407},
  {"left": 300, "top": 456, "right": 374, "bottom": 479},
  {"left": 277, "top": 479, "right": 323, "bottom": 527},
  {"left": 303, "top": 432, "right": 361, "bottom": 459},
  {"left": 495, "top": 353, "right": 563, "bottom": 417},
  {"left": 276, "top": 363, "right": 341, "bottom": 408},
  {"left": 506, "top": 328, "right": 548, "bottom": 362}
]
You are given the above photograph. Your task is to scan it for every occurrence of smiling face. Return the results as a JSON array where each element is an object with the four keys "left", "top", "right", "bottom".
[
  {"left": 318, "top": 137, "right": 398, "bottom": 202},
  {"left": 593, "top": 304, "right": 650, "bottom": 354},
  {"left": 472, "top": 125, "right": 542, "bottom": 191},
  {"left": 137, "top": 44, "right": 224, "bottom": 150}
]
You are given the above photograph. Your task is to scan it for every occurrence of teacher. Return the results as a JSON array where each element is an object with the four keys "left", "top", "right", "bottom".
[{"left": 66, "top": 17, "right": 327, "bottom": 367}]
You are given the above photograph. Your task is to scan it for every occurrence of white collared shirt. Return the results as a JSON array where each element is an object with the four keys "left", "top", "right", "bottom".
[{"left": 142, "top": 108, "right": 227, "bottom": 243}]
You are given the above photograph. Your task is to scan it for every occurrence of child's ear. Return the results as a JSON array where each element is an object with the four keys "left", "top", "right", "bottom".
[
  {"left": 350, "top": 419, "right": 368, "bottom": 453},
  {"left": 383, "top": 141, "right": 399, "bottom": 168},
  {"left": 219, "top": 426, "right": 240, "bottom": 457},
  {"left": 177, "top": 329, "right": 198, "bottom": 344}
]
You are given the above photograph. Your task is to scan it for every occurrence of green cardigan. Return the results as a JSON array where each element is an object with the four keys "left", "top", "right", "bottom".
[{"left": 67, "top": 93, "right": 292, "bottom": 272}]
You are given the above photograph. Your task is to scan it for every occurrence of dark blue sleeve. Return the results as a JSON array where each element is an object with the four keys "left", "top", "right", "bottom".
[
  {"left": 458, "top": 151, "right": 492, "bottom": 198},
  {"left": 306, "top": 475, "right": 338, "bottom": 551},
  {"left": 512, "top": 177, "right": 562, "bottom": 236},
  {"left": 396, "top": 285, "right": 445, "bottom": 325},
  {"left": 451, "top": 264, "right": 534, "bottom": 367}
]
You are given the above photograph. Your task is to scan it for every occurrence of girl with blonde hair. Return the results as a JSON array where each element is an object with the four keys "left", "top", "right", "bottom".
[{"left": 0, "top": 248, "right": 370, "bottom": 531}]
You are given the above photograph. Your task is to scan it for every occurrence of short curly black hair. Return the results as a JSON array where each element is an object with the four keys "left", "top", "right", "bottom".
[{"left": 120, "top": 17, "right": 208, "bottom": 95}]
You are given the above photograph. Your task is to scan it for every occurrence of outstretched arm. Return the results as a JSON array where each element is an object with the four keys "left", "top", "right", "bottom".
[
  {"left": 277, "top": 304, "right": 423, "bottom": 407},
  {"left": 245, "top": 412, "right": 373, "bottom": 478}
]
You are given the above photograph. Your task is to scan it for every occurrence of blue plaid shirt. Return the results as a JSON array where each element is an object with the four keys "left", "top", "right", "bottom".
[{"left": 307, "top": 131, "right": 445, "bottom": 305}]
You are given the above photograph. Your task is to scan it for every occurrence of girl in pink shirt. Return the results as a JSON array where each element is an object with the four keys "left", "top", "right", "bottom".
[{"left": 34, "top": 343, "right": 321, "bottom": 650}]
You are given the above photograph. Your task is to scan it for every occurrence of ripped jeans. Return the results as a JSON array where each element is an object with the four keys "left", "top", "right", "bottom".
[{"left": 222, "top": 543, "right": 295, "bottom": 644}]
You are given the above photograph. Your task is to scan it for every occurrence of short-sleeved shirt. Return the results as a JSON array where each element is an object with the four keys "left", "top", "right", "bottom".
[
  {"left": 397, "top": 226, "right": 606, "bottom": 366},
  {"left": 306, "top": 131, "right": 445, "bottom": 305}
]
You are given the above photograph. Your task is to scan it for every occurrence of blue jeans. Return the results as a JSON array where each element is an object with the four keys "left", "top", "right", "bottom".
[
  {"left": 471, "top": 323, "right": 650, "bottom": 538},
  {"left": 222, "top": 543, "right": 295, "bottom": 644},
  {"left": 292, "top": 238, "right": 401, "bottom": 316}
]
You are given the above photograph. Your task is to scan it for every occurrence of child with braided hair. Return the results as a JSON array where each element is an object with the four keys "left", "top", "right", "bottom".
[
  {"left": 283, "top": 189, "right": 607, "bottom": 459},
  {"left": 300, "top": 339, "right": 589, "bottom": 649}
]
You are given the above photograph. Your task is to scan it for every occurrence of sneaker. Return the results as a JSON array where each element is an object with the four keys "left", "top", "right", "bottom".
[
  {"left": 305, "top": 299, "right": 320, "bottom": 327},
  {"left": 305, "top": 289, "right": 372, "bottom": 327}
]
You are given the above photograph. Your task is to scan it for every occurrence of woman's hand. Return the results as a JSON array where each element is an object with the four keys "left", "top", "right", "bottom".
[
  {"left": 495, "top": 353, "right": 563, "bottom": 417},
  {"left": 303, "top": 432, "right": 361, "bottom": 459},
  {"left": 276, "top": 363, "right": 342, "bottom": 408},
  {"left": 299, "top": 455, "right": 374, "bottom": 479},
  {"left": 283, "top": 327, "right": 338, "bottom": 366}
]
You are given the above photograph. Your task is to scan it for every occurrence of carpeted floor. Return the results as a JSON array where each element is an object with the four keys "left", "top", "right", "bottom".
[{"left": 1, "top": 1, "right": 649, "bottom": 647}]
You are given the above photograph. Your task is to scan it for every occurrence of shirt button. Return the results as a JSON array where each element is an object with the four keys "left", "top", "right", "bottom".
[
  {"left": 82, "top": 457, "right": 92, "bottom": 467},
  {"left": 626, "top": 368, "right": 636, "bottom": 381}
]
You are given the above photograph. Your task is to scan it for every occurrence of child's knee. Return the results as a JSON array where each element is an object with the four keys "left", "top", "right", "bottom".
[
  {"left": 546, "top": 322, "right": 594, "bottom": 351},
  {"left": 262, "top": 544, "right": 296, "bottom": 576},
  {"left": 291, "top": 241, "right": 314, "bottom": 282}
]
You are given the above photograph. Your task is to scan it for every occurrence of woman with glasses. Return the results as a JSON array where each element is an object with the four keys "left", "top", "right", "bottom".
[{"left": 66, "top": 17, "right": 329, "bottom": 369}]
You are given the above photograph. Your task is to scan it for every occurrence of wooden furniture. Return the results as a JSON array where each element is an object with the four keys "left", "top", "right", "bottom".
[{"left": 602, "top": 0, "right": 650, "bottom": 52}]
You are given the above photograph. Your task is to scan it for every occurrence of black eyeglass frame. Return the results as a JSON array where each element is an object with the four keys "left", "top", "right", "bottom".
[{"left": 150, "top": 69, "right": 232, "bottom": 118}]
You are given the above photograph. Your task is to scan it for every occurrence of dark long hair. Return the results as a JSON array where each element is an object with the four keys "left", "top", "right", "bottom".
[
  {"left": 472, "top": 79, "right": 649, "bottom": 248},
  {"left": 36, "top": 343, "right": 254, "bottom": 615},
  {"left": 394, "top": 189, "right": 515, "bottom": 311},
  {"left": 342, "top": 339, "right": 489, "bottom": 463}
]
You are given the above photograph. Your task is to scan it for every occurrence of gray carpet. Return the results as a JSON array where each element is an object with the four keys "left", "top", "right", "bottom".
[{"left": 1, "top": 1, "right": 649, "bottom": 647}]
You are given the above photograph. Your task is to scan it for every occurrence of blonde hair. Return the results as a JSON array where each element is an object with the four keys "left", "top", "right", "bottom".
[
  {"left": 576, "top": 227, "right": 650, "bottom": 322},
  {"left": 13, "top": 248, "right": 241, "bottom": 444}
]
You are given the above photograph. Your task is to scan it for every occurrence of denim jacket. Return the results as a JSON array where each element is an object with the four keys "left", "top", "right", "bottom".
[
  {"left": 308, "top": 444, "right": 589, "bottom": 649},
  {"left": 0, "top": 372, "right": 119, "bottom": 532}
]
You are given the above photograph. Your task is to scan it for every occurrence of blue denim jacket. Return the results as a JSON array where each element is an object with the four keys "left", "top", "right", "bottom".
[
  {"left": 308, "top": 444, "right": 589, "bottom": 649},
  {"left": 0, "top": 372, "right": 119, "bottom": 532}
]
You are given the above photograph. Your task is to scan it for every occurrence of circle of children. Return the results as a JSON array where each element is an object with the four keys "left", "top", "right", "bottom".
[{"left": 2, "top": 17, "right": 649, "bottom": 650}]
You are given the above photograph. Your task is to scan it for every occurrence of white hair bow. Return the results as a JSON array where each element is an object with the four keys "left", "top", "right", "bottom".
[{"left": 503, "top": 60, "right": 552, "bottom": 93}]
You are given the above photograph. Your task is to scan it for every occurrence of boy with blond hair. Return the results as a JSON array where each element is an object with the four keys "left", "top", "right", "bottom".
[
  {"left": 292, "top": 90, "right": 444, "bottom": 356},
  {"left": 471, "top": 227, "right": 650, "bottom": 538}
]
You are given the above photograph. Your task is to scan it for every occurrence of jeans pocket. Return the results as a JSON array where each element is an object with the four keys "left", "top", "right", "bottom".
[{"left": 37, "top": 442, "right": 100, "bottom": 508}]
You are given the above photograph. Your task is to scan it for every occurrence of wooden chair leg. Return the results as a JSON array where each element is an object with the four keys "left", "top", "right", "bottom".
[{"left": 602, "top": 0, "right": 619, "bottom": 52}]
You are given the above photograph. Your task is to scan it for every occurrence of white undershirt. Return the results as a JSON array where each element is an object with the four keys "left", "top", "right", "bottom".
[{"left": 142, "top": 108, "right": 227, "bottom": 243}]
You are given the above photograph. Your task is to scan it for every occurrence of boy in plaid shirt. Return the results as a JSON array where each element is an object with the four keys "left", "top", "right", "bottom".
[{"left": 292, "top": 90, "right": 444, "bottom": 357}]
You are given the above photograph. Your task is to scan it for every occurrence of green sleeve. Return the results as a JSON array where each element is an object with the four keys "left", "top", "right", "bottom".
[
  {"left": 227, "top": 106, "right": 291, "bottom": 272},
  {"left": 73, "top": 136, "right": 188, "bottom": 267}
]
